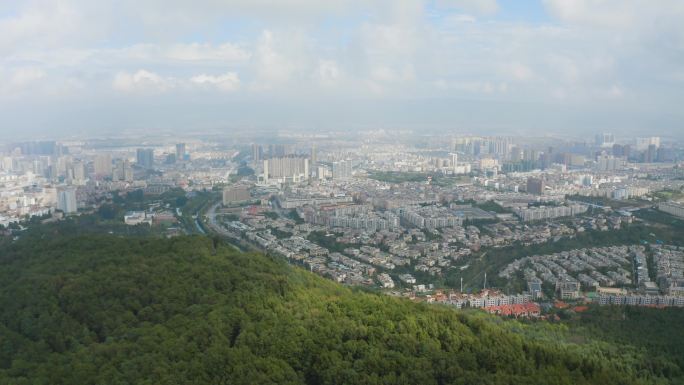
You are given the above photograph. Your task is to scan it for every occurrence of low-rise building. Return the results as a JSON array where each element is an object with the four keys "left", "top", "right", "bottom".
[{"left": 124, "top": 211, "right": 152, "bottom": 226}]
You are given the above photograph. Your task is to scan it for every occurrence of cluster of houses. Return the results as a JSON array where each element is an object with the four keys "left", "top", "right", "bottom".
[
  {"left": 500, "top": 245, "right": 639, "bottom": 292},
  {"left": 597, "top": 294, "right": 684, "bottom": 307},
  {"left": 414, "top": 289, "right": 540, "bottom": 318}
]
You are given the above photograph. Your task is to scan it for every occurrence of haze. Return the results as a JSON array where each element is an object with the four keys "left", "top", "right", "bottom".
[{"left": 1, "top": 0, "right": 683, "bottom": 138}]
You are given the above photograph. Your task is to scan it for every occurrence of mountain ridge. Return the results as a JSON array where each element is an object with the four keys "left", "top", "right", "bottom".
[{"left": 0, "top": 234, "right": 677, "bottom": 384}]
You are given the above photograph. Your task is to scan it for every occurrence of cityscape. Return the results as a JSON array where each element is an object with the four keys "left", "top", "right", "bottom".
[
  {"left": 3, "top": 131, "right": 683, "bottom": 314},
  {"left": 2, "top": 1, "right": 684, "bottom": 383}
]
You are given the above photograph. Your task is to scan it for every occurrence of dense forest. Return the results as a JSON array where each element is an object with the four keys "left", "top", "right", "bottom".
[{"left": 0, "top": 233, "right": 682, "bottom": 384}]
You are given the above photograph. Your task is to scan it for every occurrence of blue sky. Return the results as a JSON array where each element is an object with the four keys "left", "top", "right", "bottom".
[{"left": 0, "top": 0, "right": 683, "bottom": 139}]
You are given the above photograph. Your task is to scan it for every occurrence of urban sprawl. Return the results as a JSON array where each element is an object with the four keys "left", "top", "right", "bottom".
[{"left": 2, "top": 131, "right": 684, "bottom": 318}]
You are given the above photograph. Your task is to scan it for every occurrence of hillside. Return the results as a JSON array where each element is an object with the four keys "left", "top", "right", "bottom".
[{"left": 0, "top": 234, "right": 680, "bottom": 384}]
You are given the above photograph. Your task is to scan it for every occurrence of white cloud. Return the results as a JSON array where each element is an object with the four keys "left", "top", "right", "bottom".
[
  {"left": 190, "top": 72, "right": 241, "bottom": 91},
  {"left": 607, "top": 84, "right": 624, "bottom": 98},
  {"left": 251, "top": 30, "right": 306, "bottom": 90},
  {"left": 447, "top": 14, "right": 477, "bottom": 24},
  {"left": 0, "top": 0, "right": 683, "bottom": 134},
  {"left": 315, "top": 60, "right": 341, "bottom": 86},
  {"left": 121, "top": 42, "right": 251, "bottom": 63},
  {"left": 543, "top": 0, "right": 641, "bottom": 29},
  {"left": 112, "top": 70, "right": 174, "bottom": 93},
  {"left": 436, "top": 0, "right": 499, "bottom": 15},
  {"left": 113, "top": 70, "right": 242, "bottom": 93},
  {"left": 0, "top": 66, "right": 88, "bottom": 100},
  {"left": 0, "top": 2, "right": 102, "bottom": 56},
  {"left": 9, "top": 67, "right": 46, "bottom": 87},
  {"left": 508, "top": 62, "right": 533, "bottom": 81},
  {"left": 546, "top": 55, "right": 581, "bottom": 84},
  {"left": 360, "top": 23, "right": 420, "bottom": 57},
  {"left": 448, "top": 80, "right": 508, "bottom": 94},
  {"left": 370, "top": 65, "right": 414, "bottom": 83},
  {"left": 543, "top": 0, "right": 684, "bottom": 39}
]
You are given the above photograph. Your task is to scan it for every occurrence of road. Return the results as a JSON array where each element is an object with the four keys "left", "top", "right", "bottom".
[
  {"left": 204, "top": 201, "right": 255, "bottom": 252},
  {"left": 194, "top": 216, "right": 206, "bottom": 234}
]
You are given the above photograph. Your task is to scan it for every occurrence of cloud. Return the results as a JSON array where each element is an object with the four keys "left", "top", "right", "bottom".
[
  {"left": 370, "top": 65, "right": 414, "bottom": 83},
  {"left": 121, "top": 42, "right": 251, "bottom": 63},
  {"left": 3, "top": 1, "right": 675, "bottom": 104},
  {"left": 0, "top": 2, "right": 103, "bottom": 56},
  {"left": 607, "top": 84, "right": 624, "bottom": 99},
  {"left": 0, "top": 0, "right": 683, "bottom": 136},
  {"left": 436, "top": 0, "right": 499, "bottom": 15},
  {"left": 448, "top": 80, "right": 508, "bottom": 94},
  {"left": 113, "top": 70, "right": 242, "bottom": 93},
  {"left": 543, "top": 0, "right": 637, "bottom": 28},
  {"left": 0, "top": 66, "right": 89, "bottom": 100},
  {"left": 190, "top": 72, "right": 240, "bottom": 91},
  {"left": 118, "top": 0, "right": 376, "bottom": 27},
  {"left": 508, "top": 62, "right": 533, "bottom": 81},
  {"left": 447, "top": 14, "right": 477, "bottom": 24},
  {"left": 315, "top": 60, "right": 341, "bottom": 86},
  {"left": 112, "top": 70, "right": 174, "bottom": 93},
  {"left": 251, "top": 30, "right": 306, "bottom": 90},
  {"left": 543, "top": 0, "right": 684, "bottom": 34},
  {"left": 0, "top": 66, "right": 45, "bottom": 98},
  {"left": 9, "top": 67, "right": 46, "bottom": 87}
]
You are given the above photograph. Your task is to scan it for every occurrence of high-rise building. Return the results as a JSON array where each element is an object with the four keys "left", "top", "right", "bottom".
[
  {"left": 579, "top": 175, "right": 593, "bottom": 187},
  {"left": 540, "top": 147, "right": 554, "bottom": 170},
  {"left": 136, "top": 148, "right": 154, "bottom": 169},
  {"left": 526, "top": 177, "right": 545, "bottom": 195},
  {"left": 1, "top": 156, "right": 13, "bottom": 171},
  {"left": 68, "top": 161, "right": 85, "bottom": 185},
  {"left": 646, "top": 144, "right": 657, "bottom": 163},
  {"left": 450, "top": 153, "right": 458, "bottom": 174},
  {"left": 223, "top": 186, "right": 251, "bottom": 205},
  {"left": 657, "top": 147, "right": 673, "bottom": 163},
  {"left": 332, "top": 160, "right": 353, "bottom": 180},
  {"left": 113, "top": 159, "right": 133, "bottom": 182},
  {"left": 523, "top": 149, "right": 539, "bottom": 163},
  {"left": 509, "top": 146, "right": 522, "bottom": 162},
  {"left": 635, "top": 137, "right": 660, "bottom": 151},
  {"left": 317, "top": 165, "right": 329, "bottom": 180},
  {"left": 251, "top": 144, "right": 262, "bottom": 163},
  {"left": 658, "top": 202, "right": 684, "bottom": 219},
  {"left": 48, "top": 164, "right": 59, "bottom": 181},
  {"left": 612, "top": 144, "right": 627, "bottom": 157},
  {"left": 55, "top": 156, "right": 69, "bottom": 177},
  {"left": 595, "top": 153, "right": 624, "bottom": 171},
  {"left": 489, "top": 137, "right": 511, "bottom": 157},
  {"left": 595, "top": 133, "right": 615, "bottom": 148},
  {"left": 311, "top": 143, "right": 317, "bottom": 166},
  {"left": 93, "top": 154, "right": 112, "bottom": 177},
  {"left": 34, "top": 157, "right": 49, "bottom": 176},
  {"left": 269, "top": 144, "right": 294, "bottom": 158},
  {"left": 58, "top": 188, "right": 78, "bottom": 214},
  {"left": 16, "top": 141, "right": 57, "bottom": 156},
  {"left": 263, "top": 156, "right": 309, "bottom": 183},
  {"left": 176, "top": 143, "right": 186, "bottom": 161}
]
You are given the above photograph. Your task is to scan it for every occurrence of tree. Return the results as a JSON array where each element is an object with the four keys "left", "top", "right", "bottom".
[{"left": 0, "top": 232, "right": 678, "bottom": 385}]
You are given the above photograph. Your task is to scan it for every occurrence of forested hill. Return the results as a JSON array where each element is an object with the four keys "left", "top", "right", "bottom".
[{"left": 0, "top": 235, "right": 678, "bottom": 384}]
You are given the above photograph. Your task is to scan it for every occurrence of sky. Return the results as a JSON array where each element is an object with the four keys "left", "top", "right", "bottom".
[{"left": 1, "top": 0, "right": 683, "bottom": 139}]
